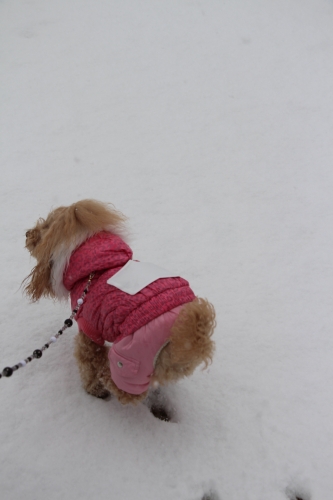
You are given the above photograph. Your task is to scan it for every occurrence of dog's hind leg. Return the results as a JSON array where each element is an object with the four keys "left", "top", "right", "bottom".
[{"left": 74, "top": 331, "right": 111, "bottom": 399}]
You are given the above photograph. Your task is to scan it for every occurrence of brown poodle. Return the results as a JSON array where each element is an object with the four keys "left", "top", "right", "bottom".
[{"left": 24, "top": 200, "right": 216, "bottom": 406}]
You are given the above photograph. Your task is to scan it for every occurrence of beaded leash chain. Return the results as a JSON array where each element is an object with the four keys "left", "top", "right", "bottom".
[{"left": 0, "top": 273, "right": 94, "bottom": 379}]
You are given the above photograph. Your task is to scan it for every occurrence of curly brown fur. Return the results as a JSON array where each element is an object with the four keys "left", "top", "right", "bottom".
[
  {"left": 74, "top": 298, "right": 215, "bottom": 405},
  {"left": 25, "top": 200, "right": 216, "bottom": 406},
  {"left": 151, "top": 298, "right": 216, "bottom": 386},
  {"left": 24, "top": 199, "right": 126, "bottom": 301},
  {"left": 152, "top": 297, "right": 216, "bottom": 385},
  {"left": 74, "top": 332, "right": 111, "bottom": 399},
  {"left": 74, "top": 331, "right": 147, "bottom": 404}
]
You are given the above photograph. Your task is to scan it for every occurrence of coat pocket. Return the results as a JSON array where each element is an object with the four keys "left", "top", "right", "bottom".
[{"left": 109, "top": 347, "right": 140, "bottom": 378}]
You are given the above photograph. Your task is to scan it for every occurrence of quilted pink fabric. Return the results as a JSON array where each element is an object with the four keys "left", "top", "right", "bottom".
[
  {"left": 109, "top": 305, "right": 183, "bottom": 394},
  {"left": 63, "top": 232, "right": 195, "bottom": 346}
]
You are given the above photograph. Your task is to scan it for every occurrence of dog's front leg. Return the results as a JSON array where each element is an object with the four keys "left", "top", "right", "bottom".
[{"left": 74, "top": 331, "right": 111, "bottom": 399}]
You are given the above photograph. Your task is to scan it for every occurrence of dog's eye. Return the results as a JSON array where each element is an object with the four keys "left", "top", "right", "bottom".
[{"left": 26, "top": 231, "right": 30, "bottom": 238}]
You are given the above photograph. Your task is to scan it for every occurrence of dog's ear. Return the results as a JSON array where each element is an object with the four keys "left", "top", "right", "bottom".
[
  {"left": 37, "top": 200, "right": 127, "bottom": 248},
  {"left": 72, "top": 199, "right": 127, "bottom": 235},
  {"left": 23, "top": 260, "right": 54, "bottom": 302},
  {"left": 152, "top": 298, "right": 216, "bottom": 384}
]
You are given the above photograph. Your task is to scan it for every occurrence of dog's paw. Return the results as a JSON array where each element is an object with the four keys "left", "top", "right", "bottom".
[
  {"left": 96, "top": 389, "right": 111, "bottom": 400},
  {"left": 149, "top": 404, "right": 171, "bottom": 422},
  {"left": 144, "top": 387, "right": 176, "bottom": 422},
  {"left": 201, "top": 491, "right": 220, "bottom": 500},
  {"left": 286, "top": 484, "right": 311, "bottom": 500},
  {"left": 86, "top": 382, "right": 111, "bottom": 400}
]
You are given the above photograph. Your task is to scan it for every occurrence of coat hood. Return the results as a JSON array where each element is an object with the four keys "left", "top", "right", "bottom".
[{"left": 63, "top": 232, "right": 133, "bottom": 292}]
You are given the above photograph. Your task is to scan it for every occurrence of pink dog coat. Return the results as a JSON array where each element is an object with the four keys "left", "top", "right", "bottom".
[
  {"left": 109, "top": 305, "right": 183, "bottom": 394},
  {"left": 62, "top": 232, "right": 195, "bottom": 394}
]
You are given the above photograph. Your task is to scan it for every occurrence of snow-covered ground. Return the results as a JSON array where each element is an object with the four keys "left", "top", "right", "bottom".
[{"left": 1, "top": 0, "right": 333, "bottom": 498}]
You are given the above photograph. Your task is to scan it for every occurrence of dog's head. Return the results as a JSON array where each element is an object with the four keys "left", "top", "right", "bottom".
[
  {"left": 24, "top": 199, "right": 127, "bottom": 301},
  {"left": 151, "top": 298, "right": 216, "bottom": 386}
]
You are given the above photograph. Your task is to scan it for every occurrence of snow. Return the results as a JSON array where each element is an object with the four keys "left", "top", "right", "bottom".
[{"left": 1, "top": 0, "right": 333, "bottom": 498}]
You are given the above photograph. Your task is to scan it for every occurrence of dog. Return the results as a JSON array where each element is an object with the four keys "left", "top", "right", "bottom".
[{"left": 24, "top": 200, "right": 216, "bottom": 406}]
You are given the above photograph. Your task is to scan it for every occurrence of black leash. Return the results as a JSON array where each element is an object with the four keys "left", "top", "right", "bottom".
[{"left": 1, "top": 273, "right": 94, "bottom": 379}]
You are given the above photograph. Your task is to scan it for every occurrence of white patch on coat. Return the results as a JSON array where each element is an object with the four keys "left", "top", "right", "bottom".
[{"left": 153, "top": 340, "right": 170, "bottom": 368}]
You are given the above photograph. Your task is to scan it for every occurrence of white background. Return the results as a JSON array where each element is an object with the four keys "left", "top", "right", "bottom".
[{"left": 1, "top": 1, "right": 333, "bottom": 499}]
